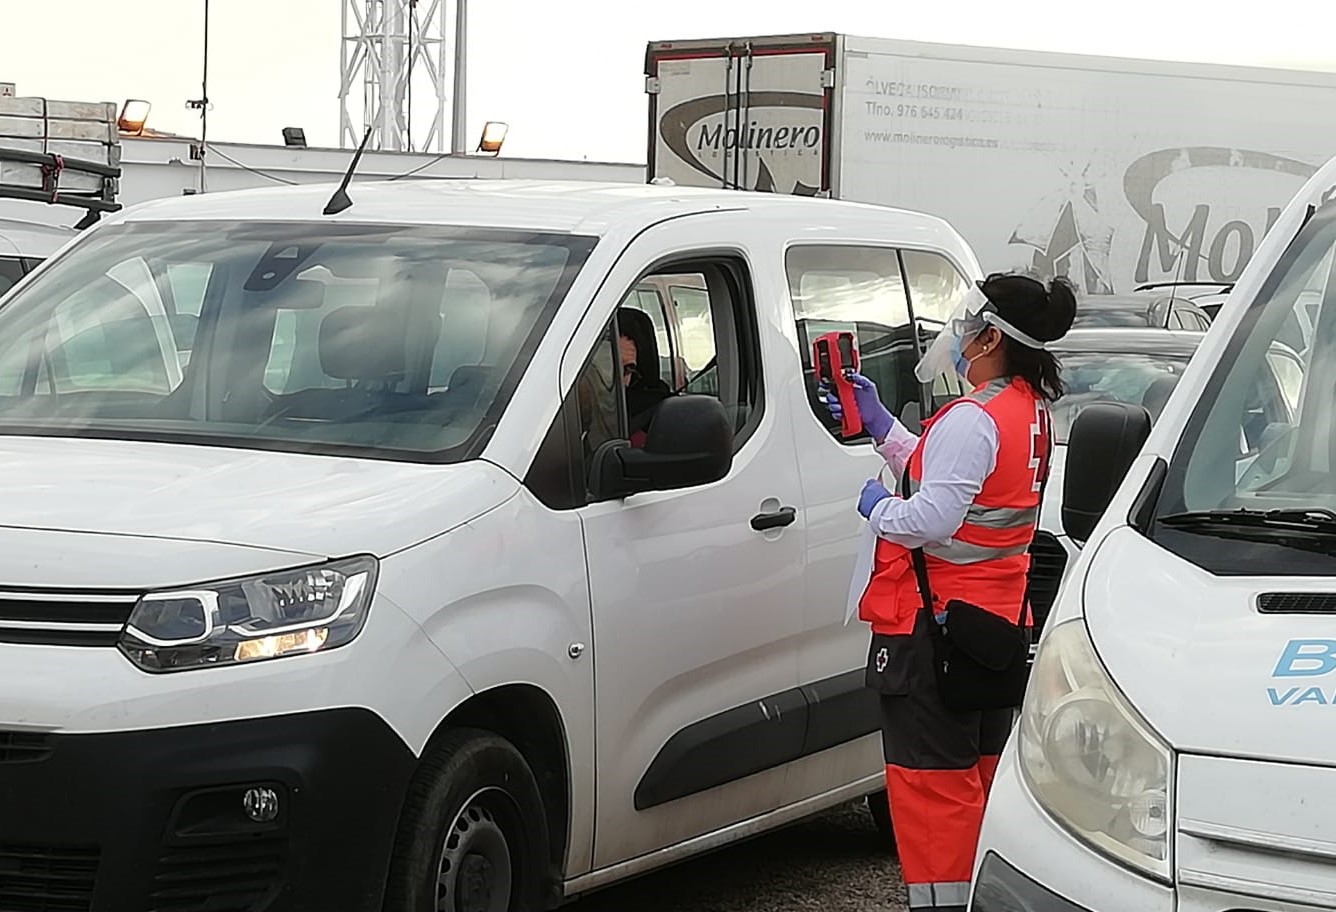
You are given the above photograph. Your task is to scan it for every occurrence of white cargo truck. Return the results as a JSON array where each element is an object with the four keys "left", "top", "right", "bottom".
[{"left": 645, "top": 33, "right": 1336, "bottom": 293}]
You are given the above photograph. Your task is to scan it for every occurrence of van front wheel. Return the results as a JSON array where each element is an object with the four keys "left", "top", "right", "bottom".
[{"left": 385, "top": 728, "right": 549, "bottom": 912}]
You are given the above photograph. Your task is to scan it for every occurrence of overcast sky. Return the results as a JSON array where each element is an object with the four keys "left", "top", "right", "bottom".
[{"left": 5, "top": 1, "right": 1335, "bottom": 163}]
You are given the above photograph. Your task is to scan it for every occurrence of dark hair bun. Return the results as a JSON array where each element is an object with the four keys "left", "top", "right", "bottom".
[
  {"left": 979, "top": 272, "right": 1076, "bottom": 344},
  {"left": 1039, "top": 276, "right": 1077, "bottom": 342}
]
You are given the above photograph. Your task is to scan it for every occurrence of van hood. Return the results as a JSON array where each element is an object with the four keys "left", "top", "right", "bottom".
[
  {"left": 1083, "top": 524, "right": 1336, "bottom": 765},
  {"left": 0, "top": 436, "right": 517, "bottom": 558}
]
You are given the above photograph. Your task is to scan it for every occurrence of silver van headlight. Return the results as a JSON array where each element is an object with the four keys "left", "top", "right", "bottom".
[
  {"left": 1018, "top": 619, "right": 1173, "bottom": 881},
  {"left": 119, "top": 556, "right": 378, "bottom": 672}
]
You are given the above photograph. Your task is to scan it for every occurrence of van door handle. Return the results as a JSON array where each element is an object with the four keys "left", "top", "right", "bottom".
[{"left": 750, "top": 507, "right": 797, "bottom": 532}]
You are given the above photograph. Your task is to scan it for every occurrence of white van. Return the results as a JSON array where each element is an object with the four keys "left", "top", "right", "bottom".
[
  {"left": 971, "top": 157, "right": 1336, "bottom": 911},
  {"left": 0, "top": 179, "right": 985, "bottom": 910}
]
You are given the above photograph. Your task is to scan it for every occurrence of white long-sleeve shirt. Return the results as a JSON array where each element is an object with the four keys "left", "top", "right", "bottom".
[{"left": 865, "top": 404, "right": 1000, "bottom": 549}]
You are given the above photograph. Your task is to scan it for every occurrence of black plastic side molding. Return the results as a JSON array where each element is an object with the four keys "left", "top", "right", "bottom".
[{"left": 633, "top": 669, "right": 879, "bottom": 811}]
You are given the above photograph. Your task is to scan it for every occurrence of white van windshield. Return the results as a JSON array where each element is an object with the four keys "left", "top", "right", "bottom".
[
  {"left": 1152, "top": 201, "right": 1336, "bottom": 574},
  {"left": 0, "top": 222, "right": 595, "bottom": 461}
]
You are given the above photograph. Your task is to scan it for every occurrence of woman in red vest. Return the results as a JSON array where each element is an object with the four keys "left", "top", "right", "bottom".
[{"left": 823, "top": 272, "right": 1075, "bottom": 912}]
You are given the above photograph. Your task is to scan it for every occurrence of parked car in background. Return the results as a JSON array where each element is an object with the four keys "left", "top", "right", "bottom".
[
  {"left": 1134, "top": 281, "right": 1235, "bottom": 319},
  {"left": 1024, "top": 327, "right": 1201, "bottom": 640},
  {"left": 1070, "top": 293, "right": 1213, "bottom": 331}
]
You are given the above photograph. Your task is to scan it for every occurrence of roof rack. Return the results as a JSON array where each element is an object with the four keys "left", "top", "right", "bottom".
[{"left": 0, "top": 96, "right": 122, "bottom": 230}]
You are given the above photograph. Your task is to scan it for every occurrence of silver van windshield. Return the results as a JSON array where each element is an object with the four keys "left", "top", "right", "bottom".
[
  {"left": 1153, "top": 202, "right": 1336, "bottom": 570},
  {"left": 0, "top": 221, "right": 595, "bottom": 462}
]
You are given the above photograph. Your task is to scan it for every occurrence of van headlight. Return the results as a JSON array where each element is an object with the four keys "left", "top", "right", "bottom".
[
  {"left": 119, "top": 556, "right": 378, "bottom": 673},
  {"left": 1018, "top": 619, "right": 1173, "bottom": 881}
]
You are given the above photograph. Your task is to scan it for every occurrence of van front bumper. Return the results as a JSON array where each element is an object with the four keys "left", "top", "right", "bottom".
[
  {"left": 970, "top": 748, "right": 1173, "bottom": 912},
  {"left": 972, "top": 853, "right": 1092, "bottom": 911},
  {"left": 0, "top": 707, "right": 415, "bottom": 911}
]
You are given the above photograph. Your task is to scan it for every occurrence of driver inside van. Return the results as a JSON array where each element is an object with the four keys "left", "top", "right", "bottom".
[
  {"left": 574, "top": 308, "right": 675, "bottom": 454},
  {"left": 616, "top": 307, "right": 674, "bottom": 447}
]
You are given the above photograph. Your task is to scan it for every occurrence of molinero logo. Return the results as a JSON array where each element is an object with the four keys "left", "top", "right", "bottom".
[
  {"left": 658, "top": 91, "right": 824, "bottom": 193},
  {"left": 1268, "top": 640, "right": 1336, "bottom": 706}
]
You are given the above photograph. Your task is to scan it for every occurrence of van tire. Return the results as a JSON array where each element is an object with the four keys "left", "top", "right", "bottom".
[
  {"left": 384, "top": 728, "right": 550, "bottom": 912},
  {"left": 866, "top": 790, "right": 897, "bottom": 850}
]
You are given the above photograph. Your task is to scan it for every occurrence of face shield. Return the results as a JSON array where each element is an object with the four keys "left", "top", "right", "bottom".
[
  {"left": 915, "top": 283, "right": 991, "bottom": 382},
  {"left": 914, "top": 282, "right": 1050, "bottom": 383}
]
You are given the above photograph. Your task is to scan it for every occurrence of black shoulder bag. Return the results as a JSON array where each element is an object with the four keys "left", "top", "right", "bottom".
[{"left": 903, "top": 432, "right": 1050, "bottom": 712}]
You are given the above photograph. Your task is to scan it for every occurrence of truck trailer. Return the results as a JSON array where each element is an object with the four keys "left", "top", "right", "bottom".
[{"left": 645, "top": 33, "right": 1336, "bottom": 293}]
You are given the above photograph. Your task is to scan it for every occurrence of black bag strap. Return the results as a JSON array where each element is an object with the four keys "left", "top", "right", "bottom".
[{"left": 897, "top": 467, "right": 937, "bottom": 615}]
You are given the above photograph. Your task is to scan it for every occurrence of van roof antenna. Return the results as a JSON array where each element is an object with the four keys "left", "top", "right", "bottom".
[{"left": 323, "top": 126, "right": 374, "bottom": 216}]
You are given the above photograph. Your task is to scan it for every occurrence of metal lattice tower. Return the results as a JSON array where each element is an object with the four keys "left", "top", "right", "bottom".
[{"left": 339, "top": 0, "right": 453, "bottom": 153}]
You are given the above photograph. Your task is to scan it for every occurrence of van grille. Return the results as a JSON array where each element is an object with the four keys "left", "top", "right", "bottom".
[
  {"left": 0, "top": 588, "right": 139, "bottom": 647},
  {"left": 149, "top": 838, "right": 285, "bottom": 912},
  {"left": 1258, "top": 593, "right": 1336, "bottom": 614},
  {"left": 1025, "top": 531, "right": 1068, "bottom": 635},
  {"left": 0, "top": 731, "right": 53, "bottom": 764},
  {"left": 0, "top": 843, "right": 100, "bottom": 912}
]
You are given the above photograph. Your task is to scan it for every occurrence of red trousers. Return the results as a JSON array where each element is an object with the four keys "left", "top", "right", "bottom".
[{"left": 872, "top": 612, "right": 1016, "bottom": 912}]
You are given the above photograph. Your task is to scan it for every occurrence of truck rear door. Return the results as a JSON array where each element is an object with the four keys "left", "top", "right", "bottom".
[{"left": 646, "top": 35, "right": 836, "bottom": 196}]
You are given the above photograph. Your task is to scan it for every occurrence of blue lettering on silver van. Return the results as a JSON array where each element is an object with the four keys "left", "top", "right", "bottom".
[
  {"left": 1267, "top": 686, "right": 1334, "bottom": 706},
  {"left": 1268, "top": 641, "right": 1336, "bottom": 706},
  {"left": 1274, "top": 640, "right": 1336, "bottom": 677}
]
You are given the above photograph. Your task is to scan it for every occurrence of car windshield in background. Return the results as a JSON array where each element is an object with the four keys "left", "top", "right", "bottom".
[
  {"left": 0, "top": 221, "right": 596, "bottom": 461},
  {"left": 1050, "top": 349, "right": 1194, "bottom": 442}
]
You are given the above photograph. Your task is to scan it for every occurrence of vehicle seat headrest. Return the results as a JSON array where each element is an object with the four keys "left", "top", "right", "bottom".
[
  {"left": 318, "top": 306, "right": 405, "bottom": 381},
  {"left": 1141, "top": 373, "right": 1179, "bottom": 421}
]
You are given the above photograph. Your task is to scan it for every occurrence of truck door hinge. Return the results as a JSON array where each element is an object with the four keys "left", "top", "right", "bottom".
[
  {"left": 821, "top": 68, "right": 836, "bottom": 89},
  {"left": 645, "top": 76, "right": 661, "bottom": 95}
]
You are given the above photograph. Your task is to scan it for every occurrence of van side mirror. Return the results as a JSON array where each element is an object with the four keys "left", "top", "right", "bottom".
[
  {"left": 589, "top": 395, "right": 734, "bottom": 499},
  {"left": 1062, "top": 402, "right": 1153, "bottom": 543}
]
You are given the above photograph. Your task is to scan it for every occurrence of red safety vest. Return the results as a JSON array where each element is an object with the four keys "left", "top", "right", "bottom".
[{"left": 858, "top": 376, "right": 1050, "bottom": 636}]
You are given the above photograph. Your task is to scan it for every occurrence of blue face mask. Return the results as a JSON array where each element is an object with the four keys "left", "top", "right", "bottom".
[{"left": 949, "top": 334, "right": 971, "bottom": 380}]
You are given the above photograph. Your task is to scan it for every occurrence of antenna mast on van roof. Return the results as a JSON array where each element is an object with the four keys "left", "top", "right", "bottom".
[
  {"left": 324, "top": 126, "right": 375, "bottom": 216},
  {"left": 0, "top": 96, "right": 122, "bottom": 229}
]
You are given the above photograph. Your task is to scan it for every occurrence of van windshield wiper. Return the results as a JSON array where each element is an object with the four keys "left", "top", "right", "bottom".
[{"left": 1158, "top": 507, "right": 1336, "bottom": 537}]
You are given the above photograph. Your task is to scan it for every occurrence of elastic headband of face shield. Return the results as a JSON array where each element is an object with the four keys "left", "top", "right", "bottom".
[{"left": 956, "top": 282, "right": 1049, "bottom": 351}]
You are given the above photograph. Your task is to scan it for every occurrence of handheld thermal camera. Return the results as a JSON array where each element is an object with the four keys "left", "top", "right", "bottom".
[{"left": 813, "top": 330, "right": 861, "bottom": 438}]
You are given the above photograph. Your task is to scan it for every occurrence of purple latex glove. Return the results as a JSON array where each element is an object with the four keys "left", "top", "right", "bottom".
[
  {"left": 847, "top": 373, "right": 895, "bottom": 442},
  {"left": 817, "top": 381, "right": 845, "bottom": 423},
  {"left": 857, "top": 478, "right": 891, "bottom": 519}
]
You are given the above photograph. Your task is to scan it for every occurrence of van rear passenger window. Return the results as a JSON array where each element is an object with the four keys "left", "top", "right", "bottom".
[
  {"left": 785, "top": 246, "right": 918, "bottom": 442},
  {"left": 901, "top": 249, "right": 971, "bottom": 327}
]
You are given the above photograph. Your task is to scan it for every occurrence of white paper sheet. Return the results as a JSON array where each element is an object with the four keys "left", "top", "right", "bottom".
[{"left": 844, "top": 523, "right": 877, "bottom": 626}]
